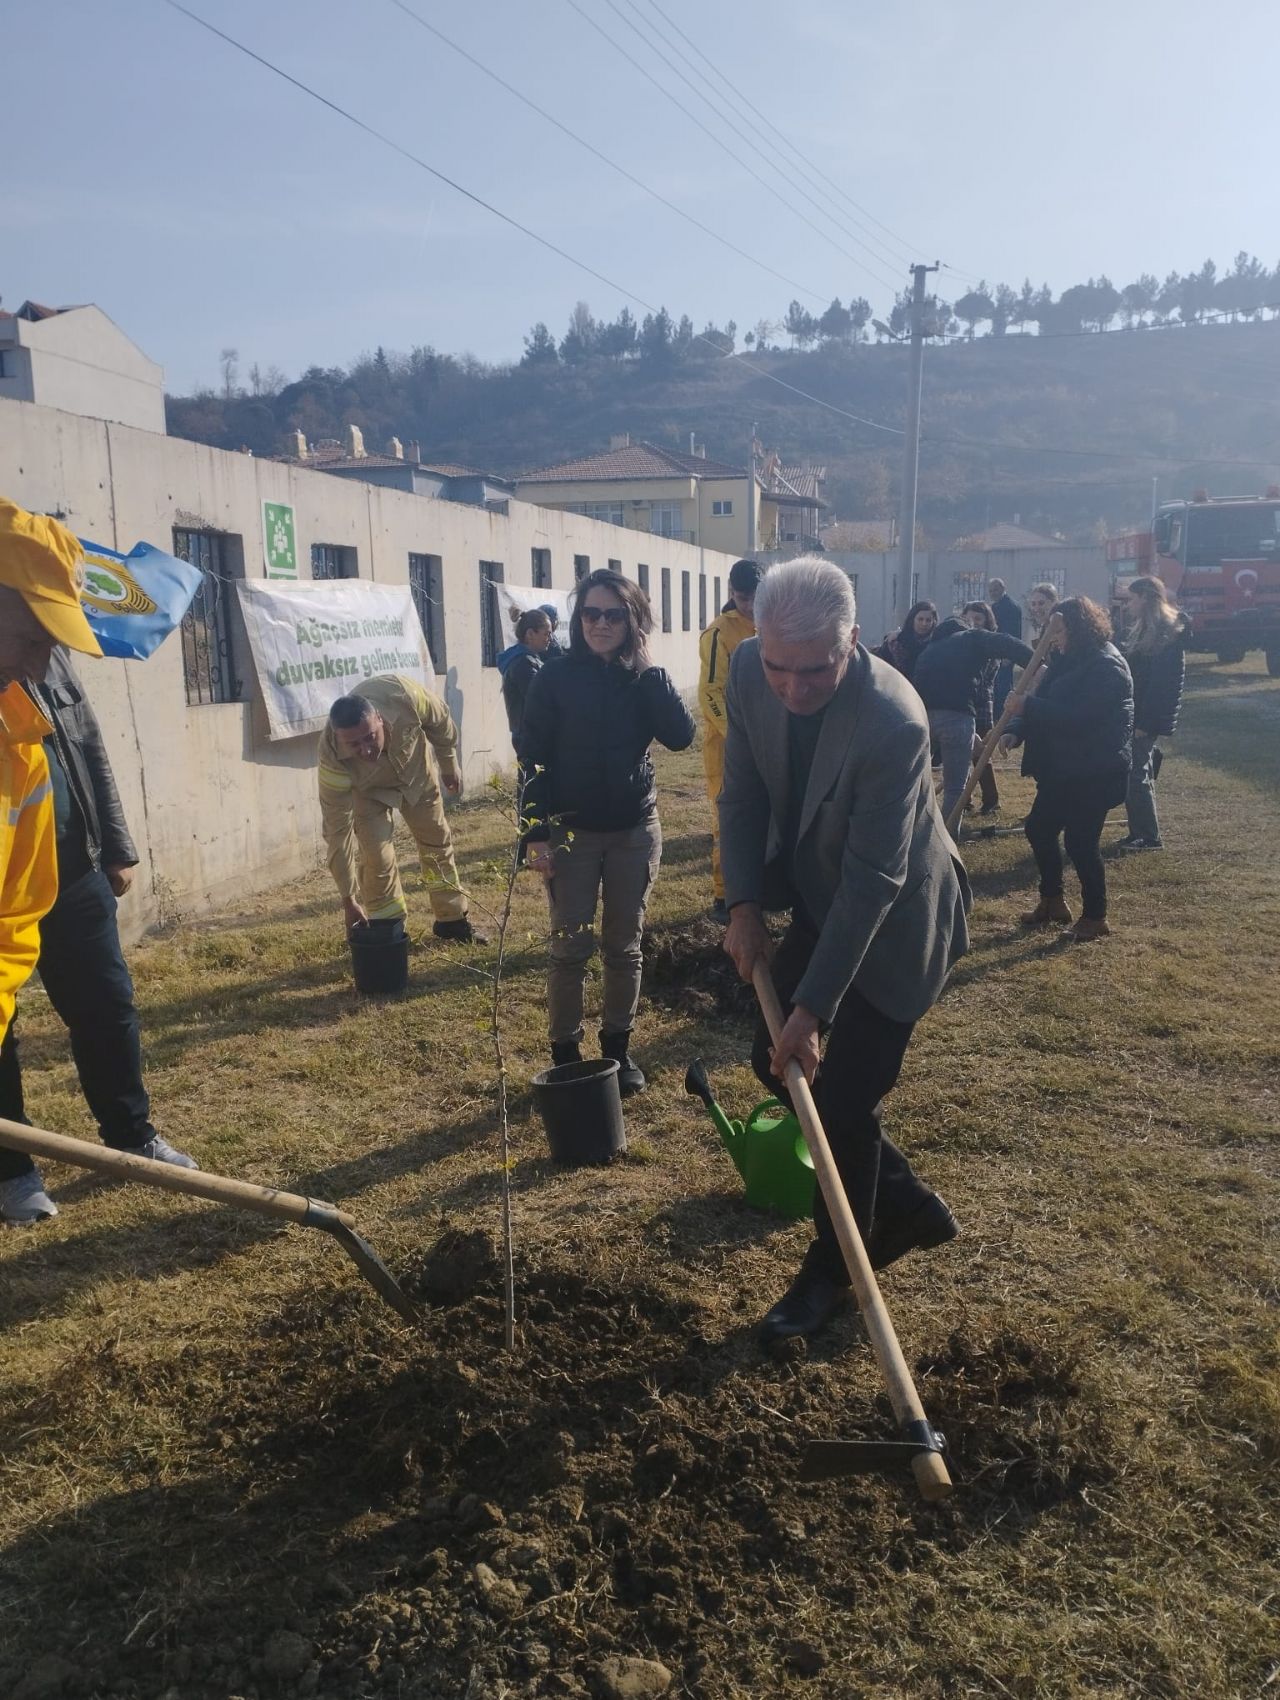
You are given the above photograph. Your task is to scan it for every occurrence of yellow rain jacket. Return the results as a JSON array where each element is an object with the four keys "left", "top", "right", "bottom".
[
  {"left": 0, "top": 682, "right": 57, "bottom": 1038},
  {"left": 317, "top": 673, "right": 460, "bottom": 903},
  {"left": 698, "top": 605, "right": 755, "bottom": 899}
]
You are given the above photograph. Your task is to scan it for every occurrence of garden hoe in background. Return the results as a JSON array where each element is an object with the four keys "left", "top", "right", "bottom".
[
  {"left": 751, "top": 965, "right": 954, "bottom": 1502},
  {"left": 0, "top": 1118, "right": 421, "bottom": 1329}
]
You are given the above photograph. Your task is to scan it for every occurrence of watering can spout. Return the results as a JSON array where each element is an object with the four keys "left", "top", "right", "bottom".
[{"left": 684, "top": 1058, "right": 748, "bottom": 1179}]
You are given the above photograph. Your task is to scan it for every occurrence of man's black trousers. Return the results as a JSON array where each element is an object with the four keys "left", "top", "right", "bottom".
[
  {"left": 0, "top": 869, "right": 156, "bottom": 1181},
  {"left": 750, "top": 920, "right": 932, "bottom": 1284}
]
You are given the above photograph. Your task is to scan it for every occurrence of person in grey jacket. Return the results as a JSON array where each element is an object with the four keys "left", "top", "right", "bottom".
[{"left": 719, "top": 557, "right": 971, "bottom": 1347}]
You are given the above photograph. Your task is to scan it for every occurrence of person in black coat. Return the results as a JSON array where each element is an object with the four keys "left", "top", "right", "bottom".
[
  {"left": 872, "top": 601, "right": 937, "bottom": 683},
  {"left": 522, "top": 569, "right": 695, "bottom": 1092},
  {"left": 1002, "top": 598, "right": 1133, "bottom": 942},
  {"left": 1, "top": 651, "right": 197, "bottom": 1223},
  {"left": 497, "top": 607, "right": 553, "bottom": 756},
  {"left": 988, "top": 577, "right": 1023, "bottom": 718},
  {"left": 913, "top": 610, "right": 1031, "bottom": 822},
  {"left": 1118, "top": 576, "right": 1190, "bottom": 852}
]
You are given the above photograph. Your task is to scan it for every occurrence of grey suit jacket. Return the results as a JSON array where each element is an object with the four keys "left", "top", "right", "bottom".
[{"left": 719, "top": 640, "right": 971, "bottom": 1025}]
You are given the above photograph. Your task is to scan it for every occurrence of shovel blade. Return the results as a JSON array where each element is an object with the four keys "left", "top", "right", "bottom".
[{"left": 326, "top": 1219, "right": 423, "bottom": 1329}]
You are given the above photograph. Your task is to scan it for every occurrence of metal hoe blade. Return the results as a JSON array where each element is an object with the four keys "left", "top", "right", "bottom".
[
  {"left": 304, "top": 1202, "right": 423, "bottom": 1329},
  {"left": 799, "top": 1421, "right": 947, "bottom": 1482}
]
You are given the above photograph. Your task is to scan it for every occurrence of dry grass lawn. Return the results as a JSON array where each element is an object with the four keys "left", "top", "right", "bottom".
[{"left": 1, "top": 656, "right": 1277, "bottom": 1700}]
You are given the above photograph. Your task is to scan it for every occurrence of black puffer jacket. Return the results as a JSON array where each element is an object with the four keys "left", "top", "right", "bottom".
[
  {"left": 521, "top": 652, "right": 696, "bottom": 838},
  {"left": 1011, "top": 642, "right": 1133, "bottom": 785},
  {"left": 913, "top": 620, "right": 1032, "bottom": 717},
  {"left": 1125, "top": 612, "right": 1191, "bottom": 737},
  {"left": 25, "top": 649, "right": 137, "bottom": 872}
]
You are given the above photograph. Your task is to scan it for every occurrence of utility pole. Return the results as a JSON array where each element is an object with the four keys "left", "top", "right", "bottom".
[
  {"left": 895, "top": 263, "right": 939, "bottom": 623},
  {"left": 746, "top": 420, "right": 757, "bottom": 556}
]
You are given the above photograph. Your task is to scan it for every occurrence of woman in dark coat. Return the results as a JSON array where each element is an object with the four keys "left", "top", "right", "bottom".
[
  {"left": 1119, "top": 576, "right": 1191, "bottom": 851},
  {"left": 1002, "top": 597, "right": 1133, "bottom": 942},
  {"left": 873, "top": 600, "right": 938, "bottom": 683},
  {"left": 497, "top": 607, "right": 553, "bottom": 755},
  {"left": 522, "top": 569, "right": 695, "bottom": 1093}
]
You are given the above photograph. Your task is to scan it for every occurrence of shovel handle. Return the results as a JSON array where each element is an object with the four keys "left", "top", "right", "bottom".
[
  {"left": 0, "top": 1118, "right": 355, "bottom": 1230},
  {"left": 751, "top": 966, "right": 953, "bottom": 1501},
  {"left": 943, "top": 616, "right": 1058, "bottom": 837}
]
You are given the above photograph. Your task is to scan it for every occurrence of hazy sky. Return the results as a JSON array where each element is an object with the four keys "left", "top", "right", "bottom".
[{"left": 6, "top": 0, "right": 1273, "bottom": 393}]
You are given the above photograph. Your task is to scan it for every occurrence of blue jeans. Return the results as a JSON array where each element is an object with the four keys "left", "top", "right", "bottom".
[
  {"left": 928, "top": 707, "right": 977, "bottom": 824},
  {"left": 1125, "top": 733, "right": 1162, "bottom": 843},
  {"left": 0, "top": 869, "right": 156, "bottom": 1181}
]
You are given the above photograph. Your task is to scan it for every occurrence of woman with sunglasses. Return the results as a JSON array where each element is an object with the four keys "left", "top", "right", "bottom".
[{"left": 522, "top": 569, "right": 695, "bottom": 1092}]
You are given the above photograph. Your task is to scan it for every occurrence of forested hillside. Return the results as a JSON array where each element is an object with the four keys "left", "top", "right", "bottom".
[{"left": 168, "top": 310, "right": 1280, "bottom": 544}]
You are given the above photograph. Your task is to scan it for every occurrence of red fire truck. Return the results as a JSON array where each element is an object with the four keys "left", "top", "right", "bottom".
[{"left": 1130, "top": 491, "right": 1280, "bottom": 674}]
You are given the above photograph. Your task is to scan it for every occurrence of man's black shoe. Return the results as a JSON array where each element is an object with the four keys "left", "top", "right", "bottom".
[
  {"left": 866, "top": 1194, "right": 959, "bottom": 1272},
  {"left": 433, "top": 916, "right": 486, "bottom": 944},
  {"left": 600, "top": 1030, "right": 645, "bottom": 1096},
  {"left": 759, "top": 1267, "right": 848, "bottom": 1347}
]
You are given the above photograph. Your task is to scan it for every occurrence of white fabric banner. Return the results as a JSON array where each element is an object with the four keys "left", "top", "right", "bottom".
[
  {"left": 492, "top": 581, "right": 574, "bottom": 649},
  {"left": 237, "top": 579, "right": 435, "bottom": 740}
]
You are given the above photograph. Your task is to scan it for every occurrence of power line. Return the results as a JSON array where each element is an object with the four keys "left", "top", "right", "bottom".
[
  {"left": 635, "top": 0, "right": 926, "bottom": 272},
  {"left": 382, "top": 0, "right": 831, "bottom": 308},
  {"left": 562, "top": 0, "right": 902, "bottom": 296},
  {"left": 154, "top": 5, "right": 1280, "bottom": 479},
  {"left": 599, "top": 0, "right": 907, "bottom": 293}
]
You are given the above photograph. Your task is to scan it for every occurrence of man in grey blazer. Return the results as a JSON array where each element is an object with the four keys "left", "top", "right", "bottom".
[{"left": 720, "top": 557, "right": 971, "bottom": 1345}]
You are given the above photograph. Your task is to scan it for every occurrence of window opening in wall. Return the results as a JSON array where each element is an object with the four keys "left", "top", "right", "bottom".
[
  {"left": 650, "top": 503, "right": 682, "bottom": 539},
  {"left": 890, "top": 571, "right": 922, "bottom": 613},
  {"left": 479, "top": 560, "right": 505, "bottom": 666},
  {"left": 311, "top": 543, "right": 358, "bottom": 580},
  {"left": 608, "top": 558, "right": 622, "bottom": 576},
  {"left": 952, "top": 570, "right": 986, "bottom": 610},
  {"left": 174, "top": 528, "right": 245, "bottom": 706},
  {"left": 660, "top": 567, "right": 672, "bottom": 633},
  {"left": 698, "top": 574, "right": 707, "bottom": 629},
  {"left": 569, "top": 502, "right": 624, "bottom": 526},
  {"left": 1043, "top": 567, "right": 1068, "bottom": 597},
  {"left": 574, "top": 554, "right": 590, "bottom": 580},
  {"left": 711, "top": 499, "right": 733, "bottom": 517},
  {"left": 637, "top": 563, "right": 650, "bottom": 596},
  {"left": 531, "top": 548, "right": 551, "bottom": 589},
  {"left": 409, "top": 553, "right": 447, "bottom": 672},
  {"left": 681, "top": 571, "right": 691, "bottom": 631}
]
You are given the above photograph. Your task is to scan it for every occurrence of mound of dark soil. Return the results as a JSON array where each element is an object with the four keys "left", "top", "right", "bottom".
[
  {"left": 0, "top": 1238, "right": 1119, "bottom": 1700},
  {"left": 644, "top": 920, "right": 757, "bottom": 1022}
]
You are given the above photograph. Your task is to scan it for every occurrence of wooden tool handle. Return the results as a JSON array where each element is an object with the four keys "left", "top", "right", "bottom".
[
  {"left": 943, "top": 618, "right": 1058, "bottom": 837},
  {"left": 752, "top": 965, "right": 953, "bottom": 1501},
  {"left": 0, "top": 1118, "right": 354, "bottom": 1230}
]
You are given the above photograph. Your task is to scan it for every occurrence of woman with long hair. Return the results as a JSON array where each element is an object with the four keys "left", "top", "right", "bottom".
[
  {"left": 1026, "top": 581, "right": 1059, "bottom": 638},
  {"left": 874, "top": 600, "right": 938, "bottom": 683},
  {"left": 1001, "top": 597, "right": 1133, "bottom": 942},
  {"left": 962, "top": 599, "right": 1003, "bottom": 814},
  {"left": 521, "top": 569, "right": 695, "bottom": 1093},
  {"left": 1119, "top": 575, "right": 1191, "bottom": 851},
  {"left": 497, "top": 607, "right": 553, "bottom": 756}
]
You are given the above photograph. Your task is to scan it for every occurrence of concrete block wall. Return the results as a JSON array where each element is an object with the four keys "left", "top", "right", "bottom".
[{"left": 1, "top": 398, "right": 742, "bottom": 939}]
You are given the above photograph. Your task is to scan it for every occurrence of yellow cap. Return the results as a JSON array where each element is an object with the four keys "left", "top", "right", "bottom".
[{"left": 0, "top": 497, "right": 103, "bottom": 657}]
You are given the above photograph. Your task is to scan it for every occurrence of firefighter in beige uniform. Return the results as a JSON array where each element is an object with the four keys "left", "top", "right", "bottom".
[
  {"left": 697, "top": 559, "right": 760, "bottom": 918},
  {"left": 318, "top": 674, "right": 477, "bottom": 942}
]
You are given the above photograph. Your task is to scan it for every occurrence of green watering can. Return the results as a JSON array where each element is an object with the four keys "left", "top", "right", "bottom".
[{"left": 685, "top": 1057, "right": 816, "bottom": 1220}]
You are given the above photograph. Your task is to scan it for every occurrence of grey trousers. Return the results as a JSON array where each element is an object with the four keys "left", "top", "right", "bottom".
[
  {"left": 545, "top": 817, "right": 663, "bottom": 1044},
  {"left": 929, "top": 707, "right": 977, "bottom": 823},
  {"left": 1125, "top": 732, "right": 1162, "bottom": 843}
]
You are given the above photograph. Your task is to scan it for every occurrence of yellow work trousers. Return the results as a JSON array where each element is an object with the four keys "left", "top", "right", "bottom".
[
  {"left": 703, "top": 730, "right": 725, "bottom": 900},
  {"left": 353, "top": 788, "right": 468, "bottom": 922}
]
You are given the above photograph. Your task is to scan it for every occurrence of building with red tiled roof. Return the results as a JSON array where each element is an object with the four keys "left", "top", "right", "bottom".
[{"left": 513, "top": 435, "right": 824, "bottom": 554}]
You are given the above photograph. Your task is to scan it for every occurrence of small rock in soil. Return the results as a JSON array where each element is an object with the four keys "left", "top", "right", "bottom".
[
  {"left": 455, "top": 1494, "right": 505, "bottom": 1532},
  {"left": 592, "top": 1655, "right": 673, "bottom": 1700},
  {"left": 472, "top": 1563, "right": 523, "bottom": 1619},
  {"left": 261, "top": 1631, "right": 314, "bottom": 1681}
]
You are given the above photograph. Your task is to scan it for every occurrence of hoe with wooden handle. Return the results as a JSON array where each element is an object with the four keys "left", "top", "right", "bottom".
[
  {"left": 752, "top": 964, "right": 953, "bottom": 1501},
  {"left": 944, "top": 616, "right": 1060, "bottom": 838},
  {"left": 0, "top": 1118, "right": 421, "bottom": 1329}
]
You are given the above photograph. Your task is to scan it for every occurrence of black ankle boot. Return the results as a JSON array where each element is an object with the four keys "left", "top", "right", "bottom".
[
  {"left": 600, "top": 1030, "right": 645, "bottom": 1097},
  {"left": 550, "top": 1040, "right": 582, "bottom": 1068}
]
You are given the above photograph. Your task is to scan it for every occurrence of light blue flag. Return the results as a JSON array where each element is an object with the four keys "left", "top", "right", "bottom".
[{"left": 76, "top": 539, "right": 204, "bottom": 661}]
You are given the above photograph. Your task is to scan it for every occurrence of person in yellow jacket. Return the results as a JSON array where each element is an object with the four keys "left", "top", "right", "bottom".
[
  {"left": 0, "top": 497, "right": 104, "bottom": 1223},
  {"left": 318, "top": 673, "right": 480, "bottom": 943},
  {"left": 698, "top": 558, "right": 761, "bottom": 919}
]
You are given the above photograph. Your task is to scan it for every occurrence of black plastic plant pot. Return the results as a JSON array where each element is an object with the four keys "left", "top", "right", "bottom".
[
  {"left": 531, "top": 1059, "right": 627, "bottom": 1165},
  {"left": 348, "top": 917, "right": 410, "bottom": 996}
]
